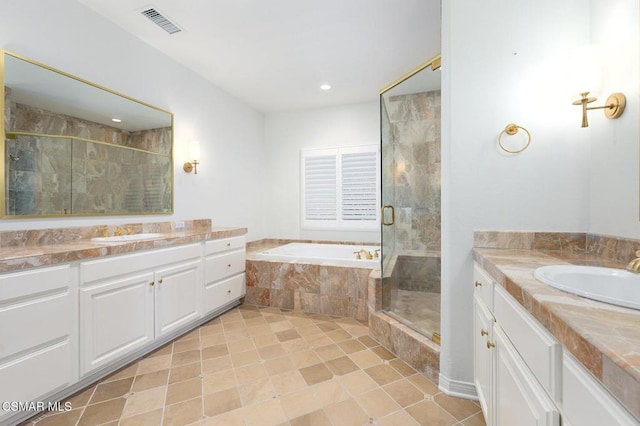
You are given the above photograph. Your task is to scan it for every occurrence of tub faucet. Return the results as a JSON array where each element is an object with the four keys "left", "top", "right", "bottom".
[
  {"left": 626, "top": 250, "right": 640, "bottom": 273},
  {"left": 361, "top": 249, "right": 373, "bottom": 260}
]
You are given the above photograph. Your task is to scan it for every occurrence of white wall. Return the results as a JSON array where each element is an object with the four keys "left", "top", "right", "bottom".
[
  {"left": 441, "top": 0, "right": 592, "bottom": 393},
  {"left": 588, "top": 0, "right": 640, "bottom": 238},
  {"left": 263, "top": 102, "right": 380, "bottom": 243},
  {"left": 0, "top": 0, "right": 267, "bottom": 241}
]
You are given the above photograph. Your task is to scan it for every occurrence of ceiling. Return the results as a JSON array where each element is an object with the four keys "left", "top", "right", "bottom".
[{"left": 75, "top": 0, "right": 441, "bottom": 112}]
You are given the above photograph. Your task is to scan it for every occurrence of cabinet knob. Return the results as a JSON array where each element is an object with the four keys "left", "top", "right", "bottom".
[
  {"left": 474, "top": 281, "right": 483, "bottom": 287},
  {"left": 227, "top": 242, "right": 231, "bottom": 247},
  {"left": 150, "top": 281, "right": 155, "bottom": 287},
  {"left": 158, "top": 279, "right": 163, "bottom": 284},
  {"left": 227, "top": 263, "right": 232, "bottom": 267},
  {"left": 227, "top": 289, "right": 231, "bottom": 294},
  {"left": 481, "top": 329, "right": 488, "bottom": 337},
  {"left": 486, "top": 341, "right": 495, "bottom": 349}
]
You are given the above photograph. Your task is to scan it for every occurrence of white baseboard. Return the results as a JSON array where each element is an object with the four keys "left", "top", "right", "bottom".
[{"left": 438, "top": 373, "right": 479, "bottom": 400}]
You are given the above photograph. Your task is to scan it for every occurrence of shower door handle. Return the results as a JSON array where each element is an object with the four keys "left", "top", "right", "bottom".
[{"left": 381, "top": 205, "right": 395, "bottom": 226}]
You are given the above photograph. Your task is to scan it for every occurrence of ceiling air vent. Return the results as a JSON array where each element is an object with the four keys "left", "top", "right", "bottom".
[{"left": 141, "top": 7, "right": 182, "bottom": 34}]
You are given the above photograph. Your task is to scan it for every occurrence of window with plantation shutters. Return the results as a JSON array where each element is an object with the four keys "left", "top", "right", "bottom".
[{"left": 301, "top": 145, "right": 379, "bottom": 230}]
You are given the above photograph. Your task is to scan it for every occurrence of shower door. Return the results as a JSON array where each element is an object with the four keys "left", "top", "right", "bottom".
[{"left": 380, "top": 56, "right": 442, "bottom": 342}]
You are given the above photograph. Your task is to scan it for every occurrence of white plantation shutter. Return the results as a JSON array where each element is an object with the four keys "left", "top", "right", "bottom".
[
  {"left": 302, "top": 145, "right": 379, "bottom": 229},
  {"left": 341, "top": 151, "right": 377, "bottom": 221},
  {"left": 304, "top": 154, "right": 337, "bottom": 220}
]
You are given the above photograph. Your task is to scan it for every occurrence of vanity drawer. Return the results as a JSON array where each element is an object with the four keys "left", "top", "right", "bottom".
[
  {"left": 493, "top": 285, "right": 561, "bottom": 399},
  {"left": 204, "top": 250, "right": 246, "bottom": 283},
  {"left": 473, "top": 263, "right": 494, "bottom": 309},
  {"left": 562, "top": 353, "right": 638, "bottom": 426},
  {"left": 205, "top": 274, "right": 246, "bottom": 313},
  {"left": 205, "top": 236, "right": 246, "bottom": 255}
]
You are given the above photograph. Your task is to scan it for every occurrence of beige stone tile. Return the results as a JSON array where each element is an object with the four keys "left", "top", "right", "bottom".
[
  {"left": 317, "top": 322, "right": 340, "bottom": 332},
  {"left": 357, "top": 388, "right": 402, "bottom": 418},
  {"left": 434, "top": 393, "right": 482, "bottom": 421},
  {"left": 304, "top": 334, "right": 333, "bottom": 348},
  {"left": 296, "top": 324, "right": 323, "bottom": 337},
  {"left": 349, "top": 349, "right": 384, "bottom": 370},
  {"left": 202, "top": 344, "right": 229, "bottom": 360},
  {"left": 289, "top": 318, "right": 315, "bottom": 328},
  {"left": 339, "top": 370, "right": 379, "bottom": 396},
  {"left": 270, "top": 320, "right": 295, "bottom": 333},
  {"left": 171, "top": 349, "right": 201, "bottom": 367},
  {"left": 230, "top": 349, "right": 260, "bottom": 367},
  {"left": 253, "top": 333, "right": 280, "bottom": 347},
  {"left": 166, "top": 377, "right": 202, "bottom": 405},
  {"left": 364, "top": 364, "right": 402, "bottom": 386},
  {"left": 326, "top": 329, "right": 352, "bottom": 343},
  {"left": 324, "top": 398, "right": 368, "bottom": 426},
  {"left": 163, "top": 397, "right": 203, "bottom": 426},
  {"left": 343, "top": 324, "right": 369, "bottom": 338},
  {"left": 280, "top": 388, "right": 321, "bottom": 419},
  {"left": 379, "top": 410, "right": 421, "bottom": 426},
  {"left": 325, "top": 356, "right": 359, "bottom": 376},
  {"left": 145, "top": 343, "right": 174, "bottom": 358},
  {"left": 389, "top": 358, "right": 417, "bottom": 377},
  {"left": 228, "top": 338, "right": 256, "bottom": 354},
  {"left": 270, "top": 370, "right": 308, "bottom": 395},
  {"left": 34, "top": 408, "right": 82, "bottom": 426},
  {"left": 337, "top": 339, "right": 367, "bottom": 354},
  {"left": 203, "top": 388, "right": 242, "bottom": 417},
  {"left": 244, "top": 398, "right": 287, "bottom": 426},
  {"left": 265, "top": 356, "right": 295, "bottom": 375},
  {"left": 289, "top": 409, "right": 332, "bottom": 426},
  {"left": 168, "top": 362, "right": 201, "bottom": 384},
  {"left": 78, "top": 397, "right": 126, "bottom": 426},
  {"left": 122, "top": 386, "right": 166, "bottom": 418},
  {"left": 176, "top": 329, "right": 200, "bottom": 342},
  {"left": 290, "top": 350, "right": 322, "bottom": 369},
  {"left": 136, "top": 354, "right": 172, "bottom": 375},
  {"left": 202, "top": 355, "right": 232, "bottom": 374},
  {"left": 203, "top": 408, "right": 245, "bottom": 426},
  {"left": 383, "top": 379, "right": 424, "bottom": 407},
  {"left": 234, "top": 363, "right": 268, "bottom": 385},
  {"left": 245, "top": 316, "right": 268, "bottom": 327},
  {"left": 62, "top": 385, "right": 95, "bottom": 408},
  {"left": 173, "top": 337, "right": 200, "bottom": 354},
  {"left": 199, "top": 323, "right": 224, "bottom": 336},
  {"left": 258, "top": 343, "right": 286, "bottom": 360},
  {"left": 276, "top": 329, "right": 302, "bottom": 342},
  {"left": 248, "top": 325, "right": 274, "bottom": 337},
  {"left": 119, "top": 408, "right": 163, "bottom": 426},
  {"left": 371, "top": 345, "right": 396, "bottom": 360},
  {"left": 102, "top": 363, "right": 139, "bottom": 383},
  {"left": 203, "top": 369, "right": 237, "bottom": 394},
  {"left": 313, "top": 379, "right": 350, "bottom": 406},
  {"left": 406, "top": 400, "right": 457, "bottom": 425},
  {"left": 281, "top": 338, "right": 310, "bottom": 353},
  {"left": 299, "top": 363, "right": 333, "bottom": 385},
  {"left": 358, "top": 335, "right": 379, "bottom": 348},
  {"left": 90, "top": 377, "right": 134, "bottom": 404},
  {"left": 238, "top": 377, "right": 276, "bottom": 405},
  {"left": 408, "top": 373, "right": 440, "bottom": 395},
  {"left": 315, "top": 344, "right": 344, "bottom": 361},
  {"left": 461, "top": 411, "right": 488, "bottom": 426},
  {"left": 201, "top": 333, "right": 227, "bottom": 348},
  {"left": 132, "top": 369, "right": 169, "bottom": 392}
]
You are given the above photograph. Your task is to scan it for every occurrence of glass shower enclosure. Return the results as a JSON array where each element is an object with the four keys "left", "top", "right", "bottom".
[{"left": 380, "top": 56, "right": 442, "bottom": 343}]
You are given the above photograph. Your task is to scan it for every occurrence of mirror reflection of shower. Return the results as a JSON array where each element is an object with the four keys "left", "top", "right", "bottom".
[{"left": 380, "top": 56, "right": 442, "bottom": 343}]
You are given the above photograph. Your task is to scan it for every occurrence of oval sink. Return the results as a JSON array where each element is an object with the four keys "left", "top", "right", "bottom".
[
  {"left": 91, "top": 233, "right": 165, "bottom": 243},
  {"left": 534, "top": 265, "right": 640, "bottom": 310}
]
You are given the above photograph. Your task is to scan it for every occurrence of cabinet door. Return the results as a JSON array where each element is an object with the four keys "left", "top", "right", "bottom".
[
  {"left": 80, "top": 272, "right": 155, "bottom": 375},
  {"left": 473, "top": 294, "right": 494, "bottom": 425},
  {"left": 155, "top": 260, "right": 202, "bottom": 338},
  {"left": 494, "top": 326, "right": 560, "bottom": 426}
]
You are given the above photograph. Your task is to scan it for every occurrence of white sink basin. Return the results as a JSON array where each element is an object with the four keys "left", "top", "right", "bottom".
[
  {"left": 91, "top": 233, "right": 165, "bottom": 243},
  {"left": 534, "top": 265, "right": 640, "bottom": 310}
]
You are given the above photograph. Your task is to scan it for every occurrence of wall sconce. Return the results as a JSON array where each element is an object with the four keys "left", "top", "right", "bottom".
[
  {"left": 183, "top": 141, "right": 201, "bottom": 174},
  {"left": 572, "top": 92, "right": 626, "bottom": 128}
]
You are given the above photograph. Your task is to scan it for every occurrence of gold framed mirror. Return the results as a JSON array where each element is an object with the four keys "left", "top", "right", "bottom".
[{"left": 1, "top": 50, "right": 174, "bottom": 218}]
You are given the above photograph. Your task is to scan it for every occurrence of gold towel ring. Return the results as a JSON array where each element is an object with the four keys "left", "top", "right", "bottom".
[{"left": 498, "top": 123, "right": 531, "bottom": 154}]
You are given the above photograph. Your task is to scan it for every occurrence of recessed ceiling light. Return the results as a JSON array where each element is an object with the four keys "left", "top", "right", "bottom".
[
  {"left": 320, "top": 84, "right": 331, "bottom": 91},
  {"left": 111, "top": 118, "right": 122, "bottom": 123}
]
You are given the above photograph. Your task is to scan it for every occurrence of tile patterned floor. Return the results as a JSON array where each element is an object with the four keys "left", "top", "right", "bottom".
[{"left": 23, "top": 305, "right": 485, "bottom": 426}]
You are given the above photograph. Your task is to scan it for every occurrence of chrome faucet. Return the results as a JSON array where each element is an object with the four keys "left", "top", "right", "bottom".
[{"left": 627, "top": 250, "right": 640, "bottom": 273}]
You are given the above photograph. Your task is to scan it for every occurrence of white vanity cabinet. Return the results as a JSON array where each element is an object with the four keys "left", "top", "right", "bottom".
[
  {"left": 203, "top": 236, "right": 246, "bottom": 314},
  {"left": 80, "top": 244, "right": 203, "bottom": 375},
  {"left": 474, "top": 262, "right": 640, "bottom": 426},
  {"left": 0, "top": 265, "right": 77, "bottom": 421}
]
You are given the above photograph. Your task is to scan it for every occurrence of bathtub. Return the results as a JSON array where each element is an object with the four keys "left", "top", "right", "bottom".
[{"left": 254, "top": 242, "right": 380, "bottom": 267}]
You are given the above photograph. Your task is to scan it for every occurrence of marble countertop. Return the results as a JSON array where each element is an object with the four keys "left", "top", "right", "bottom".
[
  {"left": 473, "top": 247, "right": 640, "bottom": 419},
  {"left": 0, "top": 227, "right": 247, "bottom": 274}
]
